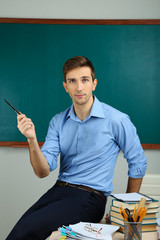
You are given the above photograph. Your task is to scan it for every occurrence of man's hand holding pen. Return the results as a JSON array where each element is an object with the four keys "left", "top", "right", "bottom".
[{"left": 17, "top": 114, "right": 36, "bottom": 140}]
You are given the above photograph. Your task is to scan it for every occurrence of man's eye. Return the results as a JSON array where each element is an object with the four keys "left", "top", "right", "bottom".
[
  {"left": 83, "top": 79, "right": 89, "bottom": 82},
  {"left": 70, "top": 80, "right": 75, "bottom": 83}
]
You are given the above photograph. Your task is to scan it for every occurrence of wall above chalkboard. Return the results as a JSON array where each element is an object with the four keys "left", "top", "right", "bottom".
[{"left": 0, "top": 19, "right": 160, "bottom": 148}]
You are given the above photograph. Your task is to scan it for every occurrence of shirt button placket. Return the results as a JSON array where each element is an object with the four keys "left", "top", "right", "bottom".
[{"left": 77, "top": 122, "right": 83, "bottom": 154}]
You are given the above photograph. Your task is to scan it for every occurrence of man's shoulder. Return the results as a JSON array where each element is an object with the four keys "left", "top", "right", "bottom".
[
  {"left": 99, "top": 101, "right": 134, "bottom": 134},
  {"left": 52, "top": 106, "right": 71, "bottom": 120},
  {"left": 100, "top": 101, "right": 128, "bottom": 121},
  {"left": 49, "top": 106, "right": 71, "bottom": 127}
]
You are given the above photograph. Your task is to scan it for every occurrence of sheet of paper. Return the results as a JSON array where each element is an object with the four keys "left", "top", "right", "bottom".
[
  {"left": 110, "top": 192, "right": 152, "bottom": 202},
  {"left": 69, "top": 222, "right": 119, "bottom": 240}
]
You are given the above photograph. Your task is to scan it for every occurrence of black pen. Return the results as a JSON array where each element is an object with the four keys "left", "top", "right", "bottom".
[{"left": 4, "top": 99, "right": 21, "bottom": 115}]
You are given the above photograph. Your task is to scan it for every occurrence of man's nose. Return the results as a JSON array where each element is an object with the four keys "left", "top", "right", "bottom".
[{"left": 76, "top": 81, "right": 83, "bottom": 91}]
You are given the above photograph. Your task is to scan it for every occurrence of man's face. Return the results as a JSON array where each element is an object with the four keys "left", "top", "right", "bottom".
[{"left": 63, "top": 67, "right": 97, "bottom": 107}]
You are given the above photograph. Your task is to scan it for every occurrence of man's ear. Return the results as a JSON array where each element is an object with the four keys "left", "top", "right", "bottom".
[
  {"left": 92, "top": 79, "right": 98, "bottom": 91},
  {"left": 63, "top": 81, "right": 69, "bottom": 93}
]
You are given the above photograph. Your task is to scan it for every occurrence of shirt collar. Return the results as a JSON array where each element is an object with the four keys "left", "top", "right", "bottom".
[
  {"left": 66, "top": 105, "right": 76, "bottom": 120},
  {"left": 90, "top": 96, "right": 105, "bottom": 118},
  {"left": 66, "top": 96, "right": 105, "bottom": 121}
]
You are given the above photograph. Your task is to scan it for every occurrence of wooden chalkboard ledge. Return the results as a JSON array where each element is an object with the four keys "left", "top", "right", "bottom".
[
  {"left": 0, "top": 142, "right": 160, "bottom": 149},
  {"left": 0, "top": 141, "right": 43, "bottom": 148},
  {"left": 142, "top": 144, "right": 160, "bottom": 150},
  {"left": 0, "top": 18, "right": 160, "bottom": 25}
]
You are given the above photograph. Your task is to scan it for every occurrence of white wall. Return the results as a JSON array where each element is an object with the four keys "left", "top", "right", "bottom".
[
  {"left": 0, "top": 0, "right": 160, "bottom": 19},
  {"left": 0, "top": 0, "right": 160, "bottom": 239}
]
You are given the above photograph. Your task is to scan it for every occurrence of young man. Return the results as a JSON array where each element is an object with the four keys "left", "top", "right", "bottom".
[{"left": 6, "top": 56, "right": 147, "bottom": 240}]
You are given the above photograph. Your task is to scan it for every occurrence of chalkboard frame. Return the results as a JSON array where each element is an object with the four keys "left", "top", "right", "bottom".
[{"left": 0, "top": 18, "right": 160, "bottom": 149}]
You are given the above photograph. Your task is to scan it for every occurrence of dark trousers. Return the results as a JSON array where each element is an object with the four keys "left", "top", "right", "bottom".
[{"left": 6, "top": 184, "right": 106, "bottom": 240}]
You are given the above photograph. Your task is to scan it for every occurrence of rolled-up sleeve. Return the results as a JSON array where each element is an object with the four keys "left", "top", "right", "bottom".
[
  {"left": 113, "top": 114, "right": 147, "bottom": 178},
  {"left": 41, "top": 116, "right": 60, "bottom": 172}
]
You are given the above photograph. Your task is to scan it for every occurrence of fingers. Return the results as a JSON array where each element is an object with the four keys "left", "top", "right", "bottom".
[
  {"left": 17, "top": 114, "right": 34, "bottom": 133},
  {"left": 22, "top": 124, "right": 33, "bottom": 133},
  {"left": 105, "top": 213, "right": 111, "bottom": 224},
  {"left": 20, "top": 119, "right": 33, "bottom": 130},
  {"left": 17, "top": 113, "right": 25, "bottom": 121}
]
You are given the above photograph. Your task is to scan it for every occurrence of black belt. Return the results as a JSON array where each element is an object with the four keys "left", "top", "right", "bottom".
[{"left": 55, "top": 180, "right": 106, "bottom": 202}]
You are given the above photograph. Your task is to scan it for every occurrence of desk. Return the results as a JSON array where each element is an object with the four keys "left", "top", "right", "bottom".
[
  {"left": 49, "top": 230, "right": 158, "bottom": 240},
  {"left": 113, "top": 231, "right": 158, "bottom": 240}
]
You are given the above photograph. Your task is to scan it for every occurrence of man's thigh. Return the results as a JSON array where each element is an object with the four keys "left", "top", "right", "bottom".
[{"left": 22, "top": 186, "right": 105, "bottom": 233}]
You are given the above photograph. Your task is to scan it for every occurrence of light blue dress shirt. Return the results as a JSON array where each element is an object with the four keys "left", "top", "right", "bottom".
[{"left": 41, "top": 96, "right": 147, "bottom": 197}]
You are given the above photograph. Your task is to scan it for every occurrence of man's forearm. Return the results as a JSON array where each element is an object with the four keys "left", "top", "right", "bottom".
[
  {"left": 126, "top": 177, "right": 143, "bottom": 193},
  {"left": 28, "top": 138, "right": 50, "bottom": 178}
]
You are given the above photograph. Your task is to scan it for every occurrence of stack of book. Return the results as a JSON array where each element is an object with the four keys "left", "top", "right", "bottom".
[{"left": 109, "top": 193, "right": 159, "bottom": 233}]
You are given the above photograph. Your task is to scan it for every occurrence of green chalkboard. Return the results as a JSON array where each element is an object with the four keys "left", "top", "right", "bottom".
[{"left": 0, "top": 22, "right": 160, "bottom": 144}]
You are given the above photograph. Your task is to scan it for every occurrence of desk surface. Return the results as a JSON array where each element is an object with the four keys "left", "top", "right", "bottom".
[
  {"left": 49, "top": 230, "right": 158, "bottom": 240},
  {"left": 113, "top": 231, "right": 158, "bottom": 240}
]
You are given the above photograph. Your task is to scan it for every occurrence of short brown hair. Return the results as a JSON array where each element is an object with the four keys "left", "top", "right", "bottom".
[{"left": 63, "top": 56, "right": 95, "bottom": 82}]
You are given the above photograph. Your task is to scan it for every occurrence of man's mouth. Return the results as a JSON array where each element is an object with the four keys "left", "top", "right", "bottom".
[{"left": 75, "top": 94, "right": 85, "bottom": 98}]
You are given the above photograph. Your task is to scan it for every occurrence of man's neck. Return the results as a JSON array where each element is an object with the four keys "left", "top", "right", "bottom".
[{"left": 74, "top": 96, "right": 94, "bottom": 121}]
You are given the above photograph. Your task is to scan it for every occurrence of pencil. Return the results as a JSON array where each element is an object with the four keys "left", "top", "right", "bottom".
[{"left": 4, "top": 99, "right": 21, "bottom": 115}]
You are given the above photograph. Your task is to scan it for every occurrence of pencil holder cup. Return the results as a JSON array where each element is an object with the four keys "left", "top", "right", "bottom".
[{"left": 124, "top": 221, "right": 142, "bottom": 240}]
